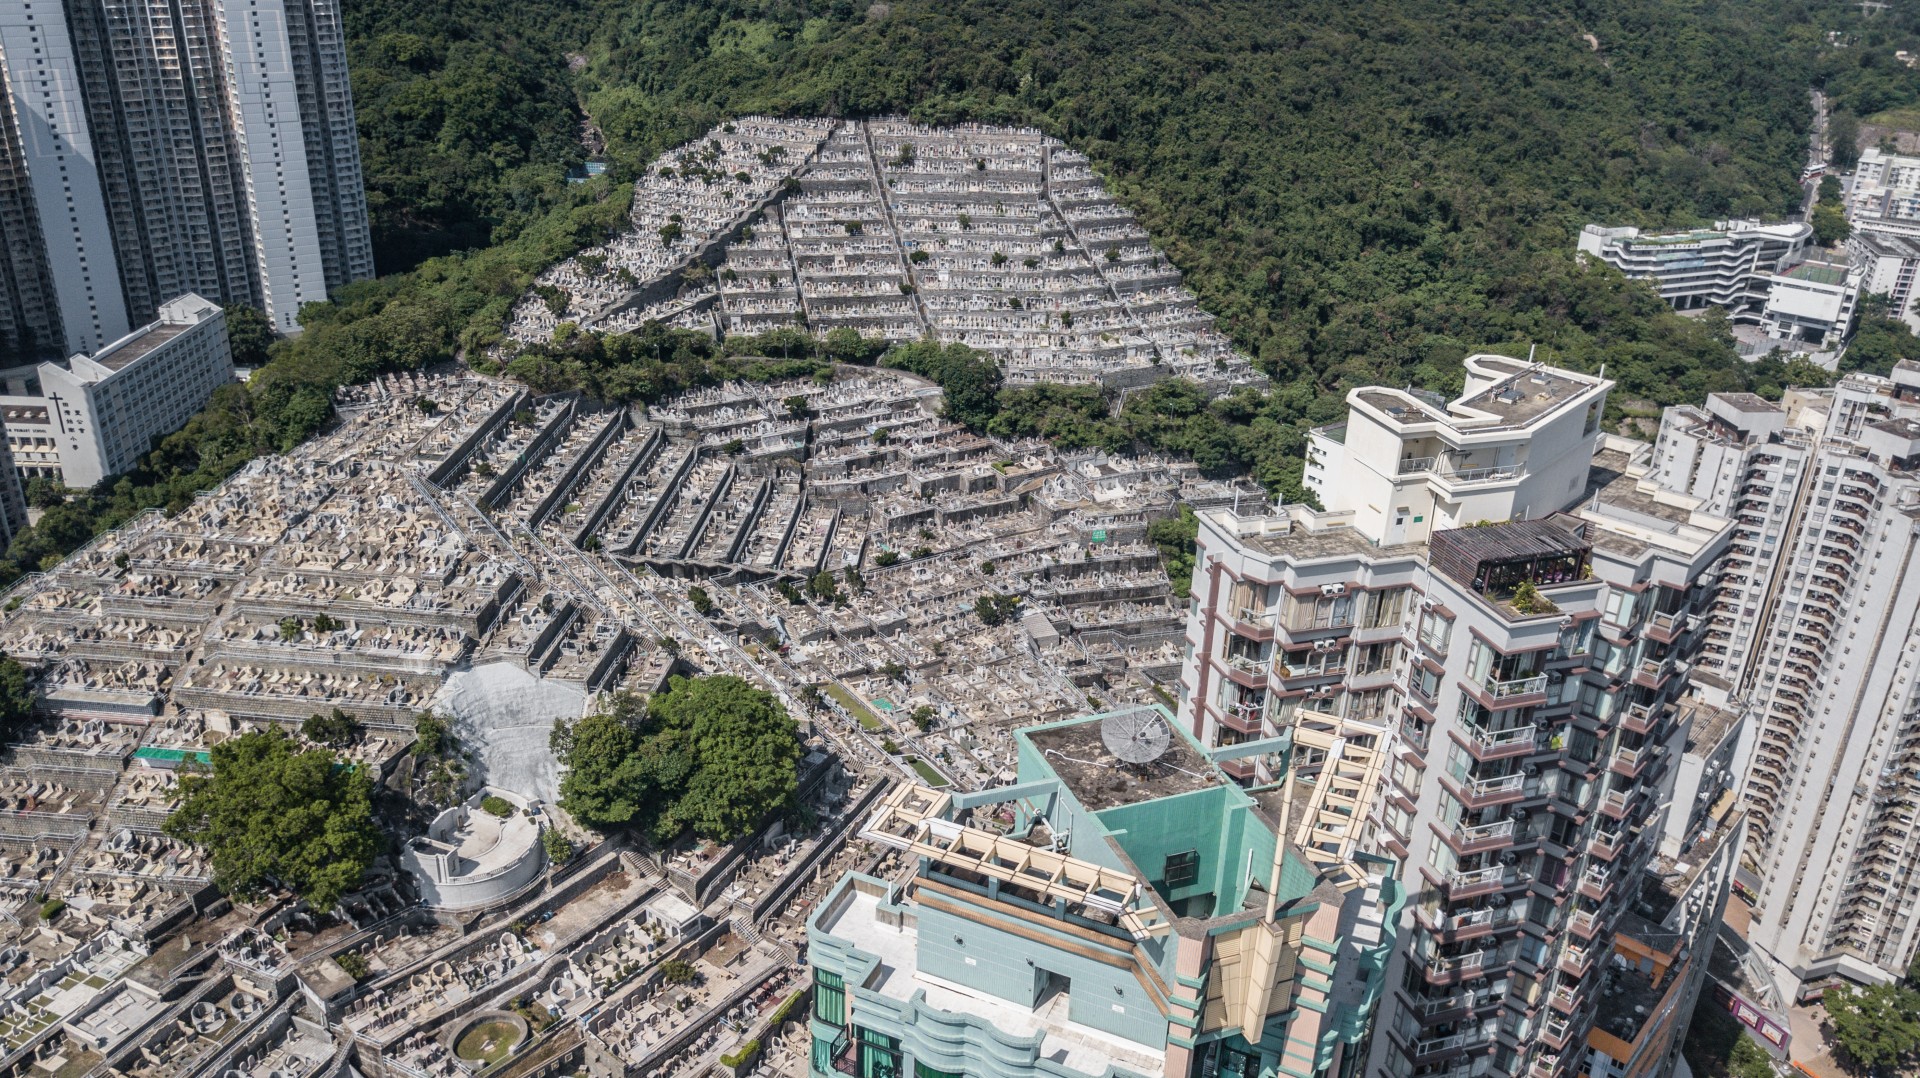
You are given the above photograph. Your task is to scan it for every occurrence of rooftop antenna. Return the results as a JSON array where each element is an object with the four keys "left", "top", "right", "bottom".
[{"left": 1100, "top": 708, "right": 1171, "bottom": 767}]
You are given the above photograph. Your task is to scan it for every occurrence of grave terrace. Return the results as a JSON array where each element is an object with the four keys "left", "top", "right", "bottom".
[{"left": 506, "top": 119, "right": 1265, "bottom": 393}]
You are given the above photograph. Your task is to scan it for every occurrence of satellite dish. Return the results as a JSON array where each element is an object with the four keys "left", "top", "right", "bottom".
[{"left": 1102, "top": 710, "right": 1171, "bottom": 766}]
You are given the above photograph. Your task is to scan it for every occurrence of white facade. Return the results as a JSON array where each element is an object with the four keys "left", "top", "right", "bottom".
[
  {"left": 0, "top": 2, "right": 130, "bottom": 355},
  {"left": 1849, "top": 147, "right": 1920, "bottom": 227},
  {"left": 1648, "top": 365, "right": 1920, "bottom": 1002},
  {"left": 0, "top": 0, "right": 373, "bottom": 356},
  {"left": 1577, "top": 220, "right": 1811, "bottom": 320},
  {"left": 1754, "top": 258, "right": 1864, "bottom": 368},
  {"left": 0, "top": 293, "right": 233, "bottom": 488},
  {"left": 1177, "top": 357, "right": 1738, "bottom": 1078},
  {"left": 1848, "top": 229, "right": 1920, "bottom": 332},
  {"left": 1303, "top": 354, "right": 1610, "bottom": 546}
]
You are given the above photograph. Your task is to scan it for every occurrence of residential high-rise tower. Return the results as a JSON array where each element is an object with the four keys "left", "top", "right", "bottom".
[{"left": 0, "top": 0, "right": 372, "bottom": 359}]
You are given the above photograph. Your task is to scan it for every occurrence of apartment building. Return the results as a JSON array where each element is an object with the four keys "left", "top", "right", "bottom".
[
  {"left": 1847, "top": 147, "right": 1920, "bottom": 229},
  {"left": 806, "top": 710, "right": 1400, "bottom": 1078},
  {"left": 1177, "top": 355, "right": 1740, "bottom": 1078},
  {"left": 0, "top": 0, "right": 372, "bottom": 359},
  {"left": 1847, "top": 230, "right": 1920, "bottom": 333},
  {"left": 0, "top": 294, "right": 233, "bottom": 488},
  {"left": 1647, "top": 366, "right": 1920, "bottom": 1001}
]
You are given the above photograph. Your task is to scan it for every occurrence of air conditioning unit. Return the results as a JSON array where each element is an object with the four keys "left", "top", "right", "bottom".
[
  {"left": 1321, "top": 582, "right": 1348, "bottom": 597},
  {"left": 1314, "top": 638, "right": 1341, "bottom": 652}
]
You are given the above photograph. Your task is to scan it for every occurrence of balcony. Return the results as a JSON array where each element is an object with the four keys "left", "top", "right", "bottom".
[
  {"left": 1461, "top": 721, "right": 1539, "bottom": 761},
  {"left": 1598, "top": 788, "right": 1636, "bottom": 819},
  {"left": 1578, "top": 865, "right": 1614, "bottom": 902},
  {"left": 1230, "top": 606, "right": 1274, "bottom": 641},
  {"left": 1631, "top": 657, "right": 1674, "bottom": 690},
  {"left": 1588, "top": 829, "right": 1625, "bottom": 861},
  {"left": 1610, "top": 744, "right": 1650, "bottom": 778},
  {"left": 1646, "top": 610, "right": 1687, "bottom": 643},
  {"left": 1549, "top": 984, "right": 1580, "bottom": 1014},
  {"left": 1567, "top": 909, "right": 1599, "bottom": 940},
  {"left": 1425, "top": 950, "right": 1488, "bottom": 985},
  {"left": 1431, "top": 904, "right": 1521, "bottom": 941},
  {"left": 1223, "top": 653, "right": 1267, "bottom": 688},
  {"left": 1448, "top": 817, "right": 1518, "bottom": 855},
  {"left": 1620, "top": 702, "right": 1657, "bottom": 735},
  {"left": 1558, "top": 945, "right": 1593, "bottom": 978},
  {"left": 1450, "top": 772, "right": 1528, "bottom": 809},
  {"left": 1540, "top": 1014, "right": 1573, "bottom": 1050},
  {"left": 1437, "top": 864, "right": 1518, "bottom": 900},
  {"left": 1479, "top": 672, "right": 1550, "bottom": 705},
  {"left": 1410, "top": 1030, "right": 1490, "bottom": 1063},
  {"left": 1530, "top": 1054, "right": 1562, "bottom": 1078},
  {"left": 1275, "top": 659, "right": 1345, "bottom": 687}
]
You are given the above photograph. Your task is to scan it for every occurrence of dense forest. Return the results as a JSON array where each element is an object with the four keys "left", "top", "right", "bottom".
[{"left": 5, "top": 0, "right": 1919, "bottom": 580}]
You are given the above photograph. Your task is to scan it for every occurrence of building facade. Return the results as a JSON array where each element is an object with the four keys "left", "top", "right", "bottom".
[
  {"left": 1175, "top": 356, "right": 1741, "bottom": 1078},
  {"left": 806, "top": 710, "right": 1402, "bottom": 1078},
  {"left": 0, "top": 0, "right": 372, "bottom": 359},
  {"left": 1576, "top": 221, "right": 1812, "bottom": 318},
  {"left": 0, "top": 293, "right": 232, "bottom": 487},
  {"left": 1648, "top": 367, "right": 1920, "bottom": 1001}
]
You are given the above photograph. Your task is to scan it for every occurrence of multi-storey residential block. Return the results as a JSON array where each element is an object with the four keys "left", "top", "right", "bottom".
[
  {"left": 1647, "top": 365, "right": 1920, "bottom": 1001},
  {"left": 0, "top": 0, "right": 372, "bottom": 359},
  {"left": 1177, "top": 355, "right": 1741, "bottom": 1078},
  {"left": 1847, "top": 230, "right": 1920, "bottom": 332},
  {"left": 806, "top": 710, "right": 1401, "bottom": 1078},
  {"left": 1848, "top": 147, "right": 1920, "bottom": 230},
  {"left": 1577, "top": 221, "right": 1861, "bottom": 365},
  {"left": 0, "top": 293, "right": 232, "bottom": 487}
]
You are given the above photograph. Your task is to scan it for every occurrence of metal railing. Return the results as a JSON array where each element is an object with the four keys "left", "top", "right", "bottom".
[
  {"left": 1481, "top": 673, "right": 1549, "bottom": 700},
  {"left": 1465, "top": 721, "right": 1537, "bottom": 753}
]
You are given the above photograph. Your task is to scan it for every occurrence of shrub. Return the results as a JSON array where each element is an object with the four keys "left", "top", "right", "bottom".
[{"left": 481, "top": 795, "right": 515, "bottom": 818}]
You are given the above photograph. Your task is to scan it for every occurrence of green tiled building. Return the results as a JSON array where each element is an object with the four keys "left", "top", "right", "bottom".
[{"left": 806, "top": 709, "right": 1400, "bottom": 1078}]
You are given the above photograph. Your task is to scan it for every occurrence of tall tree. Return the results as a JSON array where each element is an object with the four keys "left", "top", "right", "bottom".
[
  {"left": 1826, "top": 982, "right": 1920, "bottom": 1072},
  {"left": 648, "top": 675, "right": 800, "bottom": 841},
  {"left": 164, "top": 730, "right": 379, "bottom": 911}
]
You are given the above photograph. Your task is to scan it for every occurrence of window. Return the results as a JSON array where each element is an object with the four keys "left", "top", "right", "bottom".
[
  {"left": 813, "top": 969, "right": 846, "bottom": 1025},
  {"left": 915, "top": 1064, "right": 964, "bottom": 1078},
  {"left": 857, "top": 1027, "right": 900, "bottom": 1078},
  {"left": 1163, "top": 850, "right": 1200, "bottom": 889}
]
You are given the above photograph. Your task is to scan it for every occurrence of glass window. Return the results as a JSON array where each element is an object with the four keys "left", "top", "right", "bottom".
[
  {"left": 858, "top": 1027, "right": 901, "bottom": 1078},
  {"left": 814, "top": 969, "right": 846, "bottom": 1025},
  {"left": 812, "top": 1034, "right": 836, "bottom": 1075},
  {"left": 1164, "top": 850, "right": 1201, "bottom": 889},
  {"left": 915, "top": 1063, "right": 964, "bottom": 1078}
]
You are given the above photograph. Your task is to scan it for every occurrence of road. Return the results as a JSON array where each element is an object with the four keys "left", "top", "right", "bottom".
[{"left": 1802, "top": 88, "right": 1830, "bottom": 221}]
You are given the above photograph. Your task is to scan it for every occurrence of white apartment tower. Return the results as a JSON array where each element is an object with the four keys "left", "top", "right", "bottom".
[
  {"left": 1178, "top": 355, "right": 1743, "bottom": 1078},
  {"left": 0, "top": 0, "right": 372, "bottom": 358},
  {"left": 1649, "top": 367, "right": 1920, "bottom": 1001}
]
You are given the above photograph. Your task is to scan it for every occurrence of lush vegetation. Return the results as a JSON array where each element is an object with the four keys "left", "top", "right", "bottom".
[
  {"left": 1826, "top": 981, "right": 1920, "bottom": 1073},
  {"left": 0, "top": 655, "right": 36, "bottom": 746},
  {"left": 1, "top": 0, "right": 1895, "bottom": 587},
  {"left": 550, "top": 679, "right": 800, "bottom": 841},
  {"left": 163, "top": 729, "right": 380, "bottom": 912}
]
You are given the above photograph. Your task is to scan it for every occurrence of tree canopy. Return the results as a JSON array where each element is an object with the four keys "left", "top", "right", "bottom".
[
  {"left": 163, "top": 729, "right": 380, "bottom": 912},
  {"left": 1825, "top": 982, "right": 1920, "bottom": 1073},
  {"left": 552, "top": 679, "right": 799, "bottom": 842}
]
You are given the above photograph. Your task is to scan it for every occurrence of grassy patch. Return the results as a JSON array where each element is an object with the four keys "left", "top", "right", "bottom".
[
  {"left": 825, "top": 683, "right": 882, "bottom": 731},
  {"left": 907, "top": 758, "right": 950, "bottom": 787},
  {"left": 455, "top": 1021, "right": 523, "bottom": 1064},
  {"left": 1867, "top": 106, "right": 1920, "bottom": 134}
]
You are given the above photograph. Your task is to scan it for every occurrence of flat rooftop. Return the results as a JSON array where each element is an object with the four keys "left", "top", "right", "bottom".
[
  {"left": 1778, "top": 262, "right": 1851, "bottom": 285},
  {"left": 1022, "top": 714, "right": 1223, "bottom": 812},
  {"left": 1456, "top": 359, "right": 1604, "bottom": 427},
  {"left": 91, "top": 322, "right": 193, "bottom": 373},
  {"left": 1710, "top": 392, "right": 1782, "bottom": 415},
  {"left": 817, "top": 883, "right": 1167, "bottom": 1078}
]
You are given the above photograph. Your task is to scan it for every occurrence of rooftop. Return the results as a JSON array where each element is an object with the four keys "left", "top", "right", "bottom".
[
  {"left": 815, "top": 880, "right": 1167, "bottom": 1078},
  {"left": 88, "top": 324, "right": 193, "bottom": 374},
  {"left": 1778, "top": 261, "right": 1852, "bottom": 286},
  {"left": 1428, "top": 518, "right": 1589, "bottom": 593},
  {"left": 1020, "top": 712, "right": 1223, "bottom": 812}
]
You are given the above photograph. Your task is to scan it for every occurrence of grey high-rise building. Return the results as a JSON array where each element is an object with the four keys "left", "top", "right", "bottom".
[{"left": 0, "top": 0, "right": 373, "bottom": 360}]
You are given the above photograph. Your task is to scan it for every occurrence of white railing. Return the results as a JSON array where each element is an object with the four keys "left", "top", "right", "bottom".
[
  {"left": 1453, "top": 818, "right": 1516, "bottom": 845},
  {"left": 1466, "top": 721, "right": 1537, "bottom": 753},
  {"left": 1482, "top": 673, "right": 1548, "bottom": 700}
]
